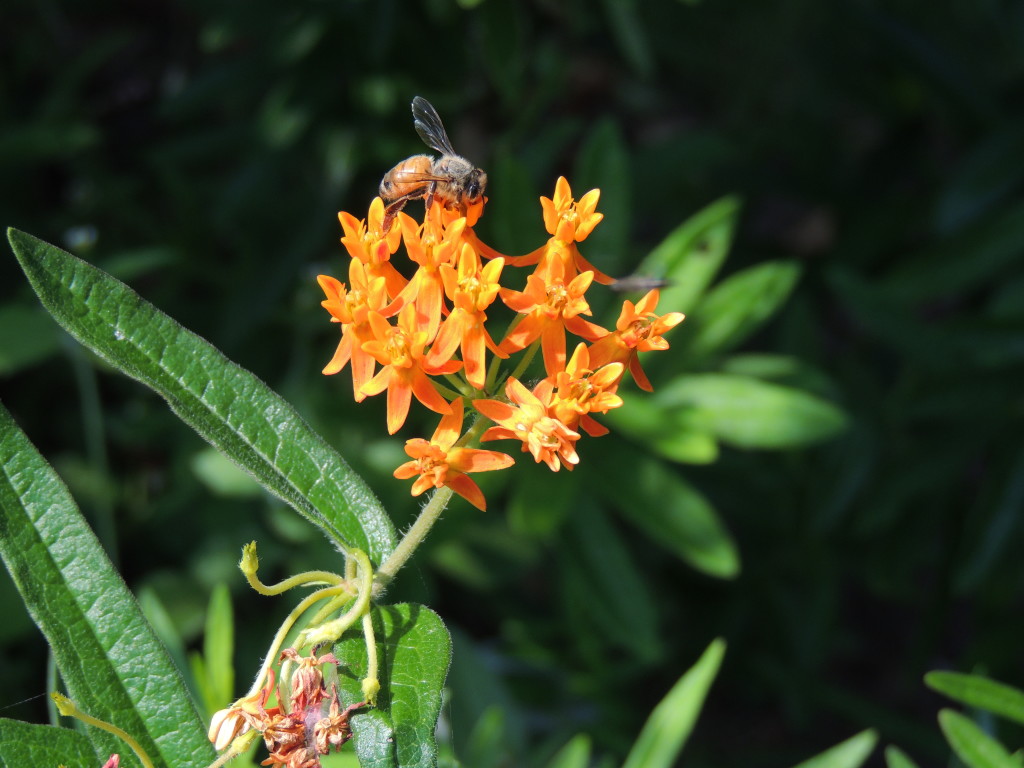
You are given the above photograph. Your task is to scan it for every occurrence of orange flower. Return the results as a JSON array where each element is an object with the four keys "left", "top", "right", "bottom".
[
  {"left": 318, "top": 259, "right": 392, "bottom": 401},
  {"left": 542, "top": 176, "right": 603, "bottom": 243},
  {"left": 499, "top": 258, "right": 606, "bottom": 375},
  {"left": 339, "top": 197, "right": 407, "bottom": 299},
  {"left": 427, "top": 243, "right": 507, "bottom": 389},
  {"left": 535, "top": 343, "right": 624, "bottom": 437},
  {"left": 482, "top": 179, "right": 613, "bottom": 284},
  {"left": 474, "top": 378, "right": 580, "bottom": 471},
  {"left": 588, "top": 289, "right": 685, "bottom": 391},
  {"left": 394, "top": 398, "right": 513, "bottom": 510},
  {"left": 360, "top": 304, "right": 460, "bottom": 434},
  {"left": 395, "top": 212, "right": 465, "bottom": 338}
]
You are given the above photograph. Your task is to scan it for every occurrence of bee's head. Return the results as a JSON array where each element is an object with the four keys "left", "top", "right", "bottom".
[{"left": 465, "top": 169, "right": 487, "bottom": 202}]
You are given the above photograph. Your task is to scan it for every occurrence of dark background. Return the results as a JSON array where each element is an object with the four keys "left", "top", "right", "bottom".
[{"left": 2, "top": 1, "right": 1024, "bottom": 766}]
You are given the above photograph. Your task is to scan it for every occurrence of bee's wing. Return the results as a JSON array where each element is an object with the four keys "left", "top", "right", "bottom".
[
  {"left": 609, "top": 276, "right": 672, "bottom": 293},
  {"left": 412, "top": 96, "right": 457, "bottom": 155},
  {"left": 390, "top": 171, "right": 449, "bottom": 183}
]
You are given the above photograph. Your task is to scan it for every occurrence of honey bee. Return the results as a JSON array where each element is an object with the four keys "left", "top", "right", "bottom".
[{"left": 379, "top": 96, "right": 487, "bottom": 229}]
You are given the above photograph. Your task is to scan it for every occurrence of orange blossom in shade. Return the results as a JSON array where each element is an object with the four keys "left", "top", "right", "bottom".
[
  {"left": 474, "top": 377, "right": 581, "bottom": 472},
  {"left": 394, "top": 398, "right": 514, "bottom": 511},
  {"left": 317, "top": 258, "right": 394, "bottom": 402},
  {"left": 535, "top": 342, "right": 625, "bottom": 437},
  {"left": 588, "top": 289, "right": 686, "bottom": 392},
  {"left": 338, "top": 197, "right": 407, "bottom": 299},
  {"left": 428, "top": 243, "right": 507, "bottom": 389},
  {"left": 499, "top": 257, "right": 607, "bottom": 376},
  {"left": 360, "top": 303, "right": 460, "bottom": 434},
  {"left": 396, "top": 211, "right": 466, "bottom": 338}
]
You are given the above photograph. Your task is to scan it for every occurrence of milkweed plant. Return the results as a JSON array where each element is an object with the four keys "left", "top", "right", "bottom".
[{"left": 1, "top": 108, "right": 1012, "bottom": 768}]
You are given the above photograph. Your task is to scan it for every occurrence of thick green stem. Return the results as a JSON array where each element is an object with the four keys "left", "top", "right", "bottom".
[{"left": 374, "top": 486, "right": 454, "bottom": 590}]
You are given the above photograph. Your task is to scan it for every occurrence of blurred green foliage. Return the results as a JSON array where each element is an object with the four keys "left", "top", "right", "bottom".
[{"left": 3, "top": 0, "right": 1024, "bottom": 766}]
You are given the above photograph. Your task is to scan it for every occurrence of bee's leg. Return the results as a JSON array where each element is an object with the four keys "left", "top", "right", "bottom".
[
  {"left": 424, "top": 181, "right": 437, "bottom": 213},
  {"left": 382, "top": 196, "right": 414, "bottom": 232}
]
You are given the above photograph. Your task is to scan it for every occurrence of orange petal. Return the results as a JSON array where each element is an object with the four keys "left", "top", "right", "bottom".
[
  {"left": 411, "top": 370, "right": 452, "bottom": 416},
  {"left": 628, "top": 355, "right": 653, "bottom": 392},
  {"left": 473, "top": 399, "right": 516, "bottom": 424},
  {"left": 448, "top": 447, "right": 515, "bottom": 473},
  {"left": 322, "top": 333, "right": 352, "bottom": 376},
  {"left": 432, "top": 398, "right": 464, "bottom": 449},
  {"left": 446, "top": 473, "right": 487, "bottom": 511},
  {"left": 386, "top": 372, "right": 413, "bottom": 434}
]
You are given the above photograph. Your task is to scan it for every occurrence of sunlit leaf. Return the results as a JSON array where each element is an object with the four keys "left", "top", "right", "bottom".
[
  {"left": 7, "top": 228, "right": 397, "bottom": 562},
  {"left": 938, "top": 709, "right": 1018, "bottom": 768},
  {"left": 591, "top": 446, "right": 739, "bottom": 578},
  {"left": 679, "top": 260, "right": 801, "bottom": 361},
  {"left": 0, "top": 402, "right": 214, "bottom": 768},
  {"left": 926, "top": 672, "right": 1024, "bottom": 726},
  {"left": 621, "top": 639, "right": 726, "bottom": 768},
  {"left": 545, "top": 734, "right": 591, "bottom": 768},
  {"left": 884, "top": 745, "right": 921, "bottom": 768},
  {"left": 636, "top": 196, "right": 740, "bottom": 315},
  {"left": 334, "top": 603, "right": 451, "bottom": 768},
  {"left": 0, "top": 719, "right": 100, "bottom": 768},
  {"left": 790, "top": 730, "right": 877, "bottom": 768},
  {"left": 654, "top": 373, "right": 847, "bottom": 450}
]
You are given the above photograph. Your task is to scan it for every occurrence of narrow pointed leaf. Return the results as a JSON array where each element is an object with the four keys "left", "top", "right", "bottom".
[
  {"left": 591, "top": 446, "right": 740, "bottom": 578},
  {"left": 884, "top": 746, "right": 920, "bottom": 768},
  {"left": 0, "top": 719, "right": 100, "bottom": 768},
  {"left": 0, "top": 402, "right": 214, "bottom": 768},
  {"left": 636, "top": 196, "right": 740, "bottom": 314},
  {"left": 654, "top": 374, "right": 847, "bottom": 450},
  {"left": 545, "top": 734, "right": 591, "bottom": 768},
  {"left": 926, "top": 672, "right": 1024, "bottom": 726},
  {"left": 334, "top": 603, "right": 452, "bottom": 768},
  {"left": 790, "top": 730, "right": 878, "bottom": 768},
  {"left": 938, "top": 709, "right": 1018, "bottom": 768},
  {"left": 679, "top": 260, "right": 801, "bottom": 360},
  {"left": 621, "top": 638, "right": 726, "bottom": 768},
  {"left": 7, "top": 228, "right": 396, "bottom": 562}
]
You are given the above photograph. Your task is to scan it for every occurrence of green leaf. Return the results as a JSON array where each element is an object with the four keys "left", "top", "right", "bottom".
[
  {"left": 203, "top": 584, "right": 235, "bottom": 714},
  {"left": 591, "top": 445, "right": 740, "bottom": 578},
  {"left": 636, "top": 196, "right": 740, "bottom": 315},
  {"left": 621, "top": 638, "right": 726, "bottom": 768},
  {"left": 0, "top": 719, "right": 100, "bottom": 768},
  {"left": 463, "top": 706, "right": 507, "bottom": 768},
  {"left": 790, "top": 730, "right": 878, "bottom": 768},
  {"left": 603, "top": 394, "right": 719, "bottom": 465},
  {"left": 654, "top": 374, "right": 847, "bottom": 450},
  {"left": 0, "top": 402, "right": 214, "bottom": 768},
  {"left": 7, "top": 228, "right": 397, "bottom": 562},
  {"left": 884, "top": 745, "right": 921, "bottom": 768},
  {"left": 680, "top": 260, "right": 801, "bottom": 360},
  {"left": 545, "top": 734, "right": 591, "bottom": 768},
  {"left": 926, "top": 672, "right": 1024, "bottom": 726},
  {"left": 938, "top": 709, "right": 1018, "bottom": 768},
  {"left": 333, "top": 603, "right": 452, "bottom": 768}
]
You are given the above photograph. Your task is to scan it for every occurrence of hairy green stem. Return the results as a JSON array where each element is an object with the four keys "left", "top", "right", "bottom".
[{"left": 374, "top": 486, "right": 454, "bottom": 589}]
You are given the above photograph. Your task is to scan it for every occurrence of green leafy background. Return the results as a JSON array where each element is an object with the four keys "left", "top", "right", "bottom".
[{"left": 2, "top": 1, "right": 1023, "bottom": 767}]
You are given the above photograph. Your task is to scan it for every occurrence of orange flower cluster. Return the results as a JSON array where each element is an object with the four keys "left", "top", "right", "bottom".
[
  {"left": 208, "top": 649, "right": 363, "bottom": 768},
  {"left": 319, "top": 178, "right": 684, "bottom": 510}
]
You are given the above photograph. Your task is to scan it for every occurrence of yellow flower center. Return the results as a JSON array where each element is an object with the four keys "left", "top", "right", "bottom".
[
  {"left": 384, "top": 329, "right": 413, "bottom": 367},
  {"left": 544, "top": 283, "right": 569, "bottom": 314}
]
